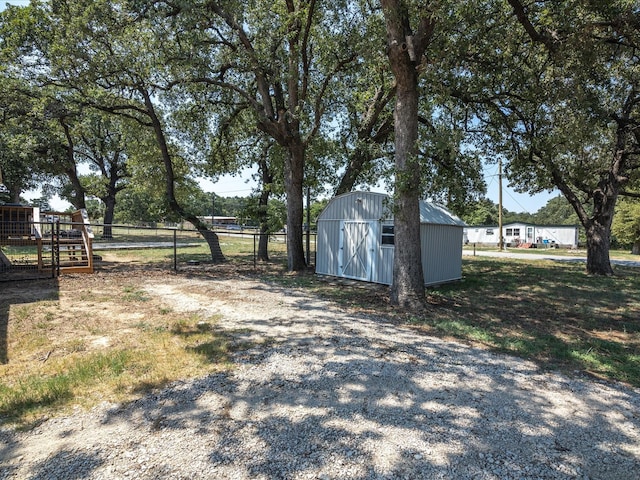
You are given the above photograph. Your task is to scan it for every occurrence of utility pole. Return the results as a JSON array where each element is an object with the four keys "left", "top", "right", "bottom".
[{"left": 498, "top": 157, "right": 504, "bottom": 251}]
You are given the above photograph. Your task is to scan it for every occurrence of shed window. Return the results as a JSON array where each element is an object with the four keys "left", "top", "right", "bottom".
[
  {"left": 381, "top": 225, "right": 395, "bottom": 245},
  {"left": 512, "top": 228, "right": 520, "bottom": 236},
  {"left": 486, "top": 228, "right": 494, "bottom": 235},
  {"left": 506, "top": 228, "right": 513, "bottom": 236}
]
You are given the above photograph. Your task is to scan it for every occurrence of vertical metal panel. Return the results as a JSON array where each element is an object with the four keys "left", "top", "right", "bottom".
[
  {"left": 377, "top": 246, "right": 394, "bottom": 285},
  {"left": 317, "top": 192, "right": 391, "bottom": 222},
  {"left": 316, "top": 219, "right": 342, "bottom": 276},
  {"left": 421, "top": 224, "right": 463, "bottom": 285}
]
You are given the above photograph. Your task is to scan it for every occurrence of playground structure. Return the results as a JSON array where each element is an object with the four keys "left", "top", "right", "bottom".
[{"left": 0, "top": 205, "right": 94, "bottom": 277}]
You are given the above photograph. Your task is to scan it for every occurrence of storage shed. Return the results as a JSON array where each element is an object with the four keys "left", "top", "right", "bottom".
[{"left": 316, "top": 192, "right": 466, "bottom": 286}]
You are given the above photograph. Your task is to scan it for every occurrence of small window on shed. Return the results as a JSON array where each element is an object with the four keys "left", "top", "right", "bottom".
[
  {"left": 513, "top": 228, "right": 520, "bottom": 236},
  {"left": 506, "top": 228, "right": 513, "bottom": 236},
  {"left": 486, "top": 228, "right": 494, "bottom": 235},
  {"left": 381, "top": 225, "right": 395, "bottom": 246}
]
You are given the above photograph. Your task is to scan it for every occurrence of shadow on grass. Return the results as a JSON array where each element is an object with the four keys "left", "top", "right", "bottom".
[
  {"left": 409, "top": 257, "right": 640, "bottom": 385},
  {"left": 16, "top": 283, "right": 640, "bottom": 479}
]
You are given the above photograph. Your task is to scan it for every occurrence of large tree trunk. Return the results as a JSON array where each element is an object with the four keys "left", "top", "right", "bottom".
[
  {"left": 561, "top": 185, "right": 616, "bottom": 275},
  {"left": 583, "top": 188, "right": 616, "bottom": 275},
  {"left": 256, "top": 160, "right": 272, "bottom": 262},
  {"left": 632, "top": 240, "right": 640, "bottom": 255},
  {"left": 389, "top": 85, "right": 425, "bottom": 308},
  {"left": 585, "top": 220, "right": 614, "bottom": 275},
  {"left": 142, "top": 89, "right": 224, "bottom": 263},
  {"left": 284, "top": 145, "right": 306, "bottom": 270},
  {"left": 382, "top": 0, "right": 435, "bottom": 308},
  {"left": 258, "top": 226, "right": 270, "bottom": 261}
]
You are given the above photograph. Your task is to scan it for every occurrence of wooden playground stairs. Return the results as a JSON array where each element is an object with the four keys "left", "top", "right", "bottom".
[
  {"left": 57, "top": 235, "right": 93, "bottom": 273},
  {"left": 0, "top": 205, "right": 94, "bottom": 275},
  {"left": 53, "top": 209, "right": 94, "bottom": 274}
]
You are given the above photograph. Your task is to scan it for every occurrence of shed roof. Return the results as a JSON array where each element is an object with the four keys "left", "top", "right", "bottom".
[
  {"left": 419, "top": 201, "right": 466, "bottom": 227},
  {"left": 318, "top": 191, "right": 465, "bottom": 227}
]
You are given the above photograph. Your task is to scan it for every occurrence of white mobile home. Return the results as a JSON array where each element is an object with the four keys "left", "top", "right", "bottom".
[
  {"left": 464, "top": 222, "right": 579, "bottom": 248},
  {"left": 316, "top": 192, "right": 466, "bottom": 286}
]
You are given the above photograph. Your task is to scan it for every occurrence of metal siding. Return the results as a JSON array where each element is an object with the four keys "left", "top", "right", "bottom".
[
  {"left": 378, "top": 247, "right": 394, "bottom": 285},
  {"left": 421, "top": 225, "right": 463, "bottom": 285},
  {"left": 316, "top": 219, "right": 342, "bottom": 276},
  {"left": 318, "top": 192, "right": 391, "bottom": 222},
  {"left": 317, "top": 191, "right": 464, "bottom": 286}
]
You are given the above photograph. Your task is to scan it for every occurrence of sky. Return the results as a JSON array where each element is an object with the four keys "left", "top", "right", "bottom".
[{"left": 1, "top": 0, "right": 29, "bottom": 10}]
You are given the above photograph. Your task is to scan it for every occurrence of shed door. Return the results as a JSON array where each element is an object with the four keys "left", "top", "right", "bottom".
[{"left": 339, "top": 221, "right": 374, "bottom": 281}]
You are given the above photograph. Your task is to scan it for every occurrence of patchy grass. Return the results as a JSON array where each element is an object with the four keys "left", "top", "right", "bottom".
[
  {"left": 284, "top": 257, "right": 640, "bottom": 387},
  {"left": 0, "top": 274, "right": 249, "bottom": 426}
]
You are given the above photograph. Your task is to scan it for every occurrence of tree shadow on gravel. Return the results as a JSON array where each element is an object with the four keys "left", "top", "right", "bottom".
[{"left": 13, "top": 278, "right": 640, "bottom": 480}]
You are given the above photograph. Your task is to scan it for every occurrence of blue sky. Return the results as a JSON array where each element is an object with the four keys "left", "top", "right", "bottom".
[{"left": 1, "top": 1, "right": 30, "bottom": 9}]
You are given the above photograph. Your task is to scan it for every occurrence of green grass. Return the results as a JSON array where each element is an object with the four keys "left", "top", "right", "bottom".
[
  {"left": 0, "top": 350, "right": 132, "bottom": 419},
  {"left": 278, "top": 256, "right": 640, "bottom": 386},
  {"left": 421, "top": 258, "right": 640, "bottom": 384},
  {"left": 97, "top": 233, "right": 291, "bottom": 266}
]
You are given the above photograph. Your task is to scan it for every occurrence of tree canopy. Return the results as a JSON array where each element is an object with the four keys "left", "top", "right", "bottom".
[{"left": 2, "top": 0, "right": 640, "bottom": 307}]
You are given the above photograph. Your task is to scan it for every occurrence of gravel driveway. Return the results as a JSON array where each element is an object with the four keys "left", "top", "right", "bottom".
[{"left": 1, "top": 276, "right": 639, "bottom": 479}]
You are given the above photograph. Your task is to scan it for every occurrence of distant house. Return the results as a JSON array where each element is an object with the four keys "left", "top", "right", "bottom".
[
  {"left": 464, "top": 222, "right": 579, "bottom": 248},
  {"left": 316, "top": 192, "right": 466, "bottom": 286}
]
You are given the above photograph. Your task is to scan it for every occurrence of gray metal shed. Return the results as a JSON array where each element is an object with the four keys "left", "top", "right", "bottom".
[{"left": 316, "top": 191, "right": 466, "bottom": 286}]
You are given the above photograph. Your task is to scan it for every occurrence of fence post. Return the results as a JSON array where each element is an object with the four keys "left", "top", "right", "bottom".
[
  {"left": 173, "top": 229, "right": 177, "bottom": 271},
  {"left": 55, "top": 220, "right": 60, "bottom": 277}
]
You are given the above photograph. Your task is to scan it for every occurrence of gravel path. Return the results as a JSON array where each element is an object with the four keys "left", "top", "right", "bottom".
[{"left": 1, "top": 277, "right": 639, "bottom": 479}]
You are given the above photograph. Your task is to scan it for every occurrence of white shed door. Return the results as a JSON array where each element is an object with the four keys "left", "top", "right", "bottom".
[{"left": 339, "top": 221, "right": 374, "bottom": 281}]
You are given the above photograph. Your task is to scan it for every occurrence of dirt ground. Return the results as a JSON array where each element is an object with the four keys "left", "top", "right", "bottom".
[{"left": 1, "top": 264, "right": 639, "bottom": 479}]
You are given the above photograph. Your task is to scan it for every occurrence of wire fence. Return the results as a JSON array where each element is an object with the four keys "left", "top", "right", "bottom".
[
  {"left": 0, "top": 221, "right": 59, "bottom": 282},
  {"left": 90, "top": 224, "right": 316, "bottom": 273},
  {"left": 1, "top": 222, "right": 317, "bottom": 281}
]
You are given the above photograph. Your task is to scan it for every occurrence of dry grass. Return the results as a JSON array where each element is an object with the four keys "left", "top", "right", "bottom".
[{"left": 0, "top": 271, "right": 245, "bottom": 425}]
